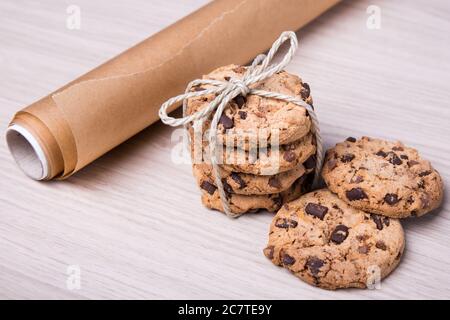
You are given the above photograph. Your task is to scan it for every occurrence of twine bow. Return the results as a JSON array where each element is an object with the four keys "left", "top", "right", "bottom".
[{"left": 159, "top": 31, "right": 323, "bottom": 218}]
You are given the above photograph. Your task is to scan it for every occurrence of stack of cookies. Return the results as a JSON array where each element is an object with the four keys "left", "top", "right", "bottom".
[
  {"left": 186, "top": 64, "right": 318, "bottom": 215},
  {"left": 264, "top": 136, "right": 443, "bottom": 289}
]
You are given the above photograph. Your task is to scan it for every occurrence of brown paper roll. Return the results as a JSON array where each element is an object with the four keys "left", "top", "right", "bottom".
[{"left": 6, "top": 0, "right": 340, "bottom": 180}]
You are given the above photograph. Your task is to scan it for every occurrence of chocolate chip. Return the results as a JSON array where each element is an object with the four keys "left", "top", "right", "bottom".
[
  {"left": 400, "top": 154, "right": 409, "bottom": 160},
  {"left": 305, "top": 203, "right": 328, "bottom": 220},
  {"left": 219, "top": 114, "right": 234, "bottom": 129},
  {"left": 346, "top": 137, "right": 356, "bottom": 142},
  {"left": 273, "top": 195, "right": 283, "bottom": 209},
  {"left": 224, "top": 76, "right": 231, "bottom": 81},
  {"left": 330, "top": 224, "right": 349, "bottom": 244},
  {"left": 390, "top": 155, "right": 403, "bottom": 165},
  {"left": 275, "top": 218, "right": 298, "bottom": 229},
  {"left": 268, "top": 176, "right": 282, "bottom": 188},
  {"left": 383, "top": 217, "right": 390, "bottom": 227},
  {"left": 419, "top": 170, "right": 432, "bottom": 177},
  {"left": 406, "top": 195, "right": 415, "bottom": 204},
  {"left": 387, "top": 152, "right": 403, "bottom": 165},
  {"left": 384, "top": 193, "right": 399, "bottom": 205},
  {"left": 327, "top": 159, "right": 337, "bottom": 170},
  {"left": 233, "top": 95, "right": 246, "bottom": 108},
  {"left": 306, "top": 257, "right": 324, "bottom": 276},
  {"left": 238, "top": 111, "right": 247, "bottom": 119},
  {"left": 263, "top": 246, "right": 274, "bottom": 259},
  {"left": 282, "top": 254, "right": 296, "bottom": 265},
  {"left": 200, "top": 181, "right": 217, "bottom": 195},
  {"left": 375, "top": 241, "right": 387, "bottom": 251},
  {"left": 371, "top": 214, "right": 384, "bottom": 230},
  {"left": 392, "top": 146, "right": 404, "bottom": 151},
  {"left": 230, "top": 172, "right": 246, "bottom": 189},
  {"left": 193, "top": 86, "right": 204, "bottom": 91},
  {"left": 300, "top": 83, "right": 311, "bottom": 99},
  {"left": 346, "top": 188, "right": 368, "bottom": 201},
  {"left": 407, "top": 160, "right": 419, "bottom": 167},
  {"left": 304, "top": 155, "right": 316, "bottom": 169},
  {"left": 358, "top": 245, "right": 369, "bottom": 254},
  {"left": 376, "top": 150, "right": 387, "bottom": 157},
  {"left": 341, "top": 153, "right": 355, "bottom": 163},
  {"left": 222, "top": 179, "right": 233, "bottom": 194},
  {"left": 283, "top": 151, "right": 296, "bottom": 162}
]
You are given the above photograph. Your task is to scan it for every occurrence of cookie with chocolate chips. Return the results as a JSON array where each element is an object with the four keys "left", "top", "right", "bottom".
[
  {"left": 322, "top": 136, "right": 443, "bottom": 218},
  {"left": 193, "top": 160, "right": 314, "bottom": 195},
  {"left": 200, "top": 175, "right": 312, "bottom": 215},
  {"left": 186, "top": 64, "right": 313, "bottom": 149},
  {"left": 219, "top": 132, "right": 316, "bottom": 175},
  {"left": 191, "top": 128, "right": 316, "bottom": 176},
  {"left": 264, "top": 189, "right": 405, "bottom": 290}
]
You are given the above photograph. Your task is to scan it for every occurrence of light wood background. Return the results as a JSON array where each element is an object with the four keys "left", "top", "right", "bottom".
[{"left": 1, "top": 0, "right": 449, "bottom": 299}]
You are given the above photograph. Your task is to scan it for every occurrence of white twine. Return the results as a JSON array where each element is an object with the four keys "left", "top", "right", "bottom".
[{"left": 159, "top": 31, "right": 324, "bottom": 218}]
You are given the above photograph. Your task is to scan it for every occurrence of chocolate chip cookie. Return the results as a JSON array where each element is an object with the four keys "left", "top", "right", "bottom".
[
  {"left": 193, "top": 160, "right": 314, "bottom": 195},
  {"left": 200, "top": 174, "right": 313, "bottom": 215},
  {"left": 264, "top": 189, "right": 405, "bottom": 290},
  {"left": 322, "top": 136, "right": 443, "bottom": 218},
  {"left": 217, "top": 133, "right": 316, "bottom": 175},
  {"left": 186, "top": 64, "right": 313, "bottom": 149}
]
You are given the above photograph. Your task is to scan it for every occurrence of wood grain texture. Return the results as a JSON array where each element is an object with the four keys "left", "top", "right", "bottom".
[{"left": 0, "top": 0, "right": 449, "bottom": 299}]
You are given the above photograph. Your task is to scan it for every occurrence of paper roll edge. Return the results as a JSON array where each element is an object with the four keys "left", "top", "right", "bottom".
[{"left": 6, "top": 111, "right": 66, "bottom": 180}]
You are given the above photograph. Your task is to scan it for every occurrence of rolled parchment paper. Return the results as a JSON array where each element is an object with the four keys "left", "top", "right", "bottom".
[{"left": 6, "top": 0, "right": 340, "bottom": 180}]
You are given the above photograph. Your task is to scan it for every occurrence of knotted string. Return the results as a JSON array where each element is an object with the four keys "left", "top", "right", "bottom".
[{"left": 159, "top": 31, "right": 323, "bottom": 218}]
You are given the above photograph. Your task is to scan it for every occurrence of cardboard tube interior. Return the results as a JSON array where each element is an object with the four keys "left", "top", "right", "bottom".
[{"left": 6, "top": 124, "right": 49, "bottom": 180}]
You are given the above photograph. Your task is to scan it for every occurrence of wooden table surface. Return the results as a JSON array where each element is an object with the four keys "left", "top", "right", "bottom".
[{"left": 1, "top": 0, "right": 449, "bottom": 299}]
